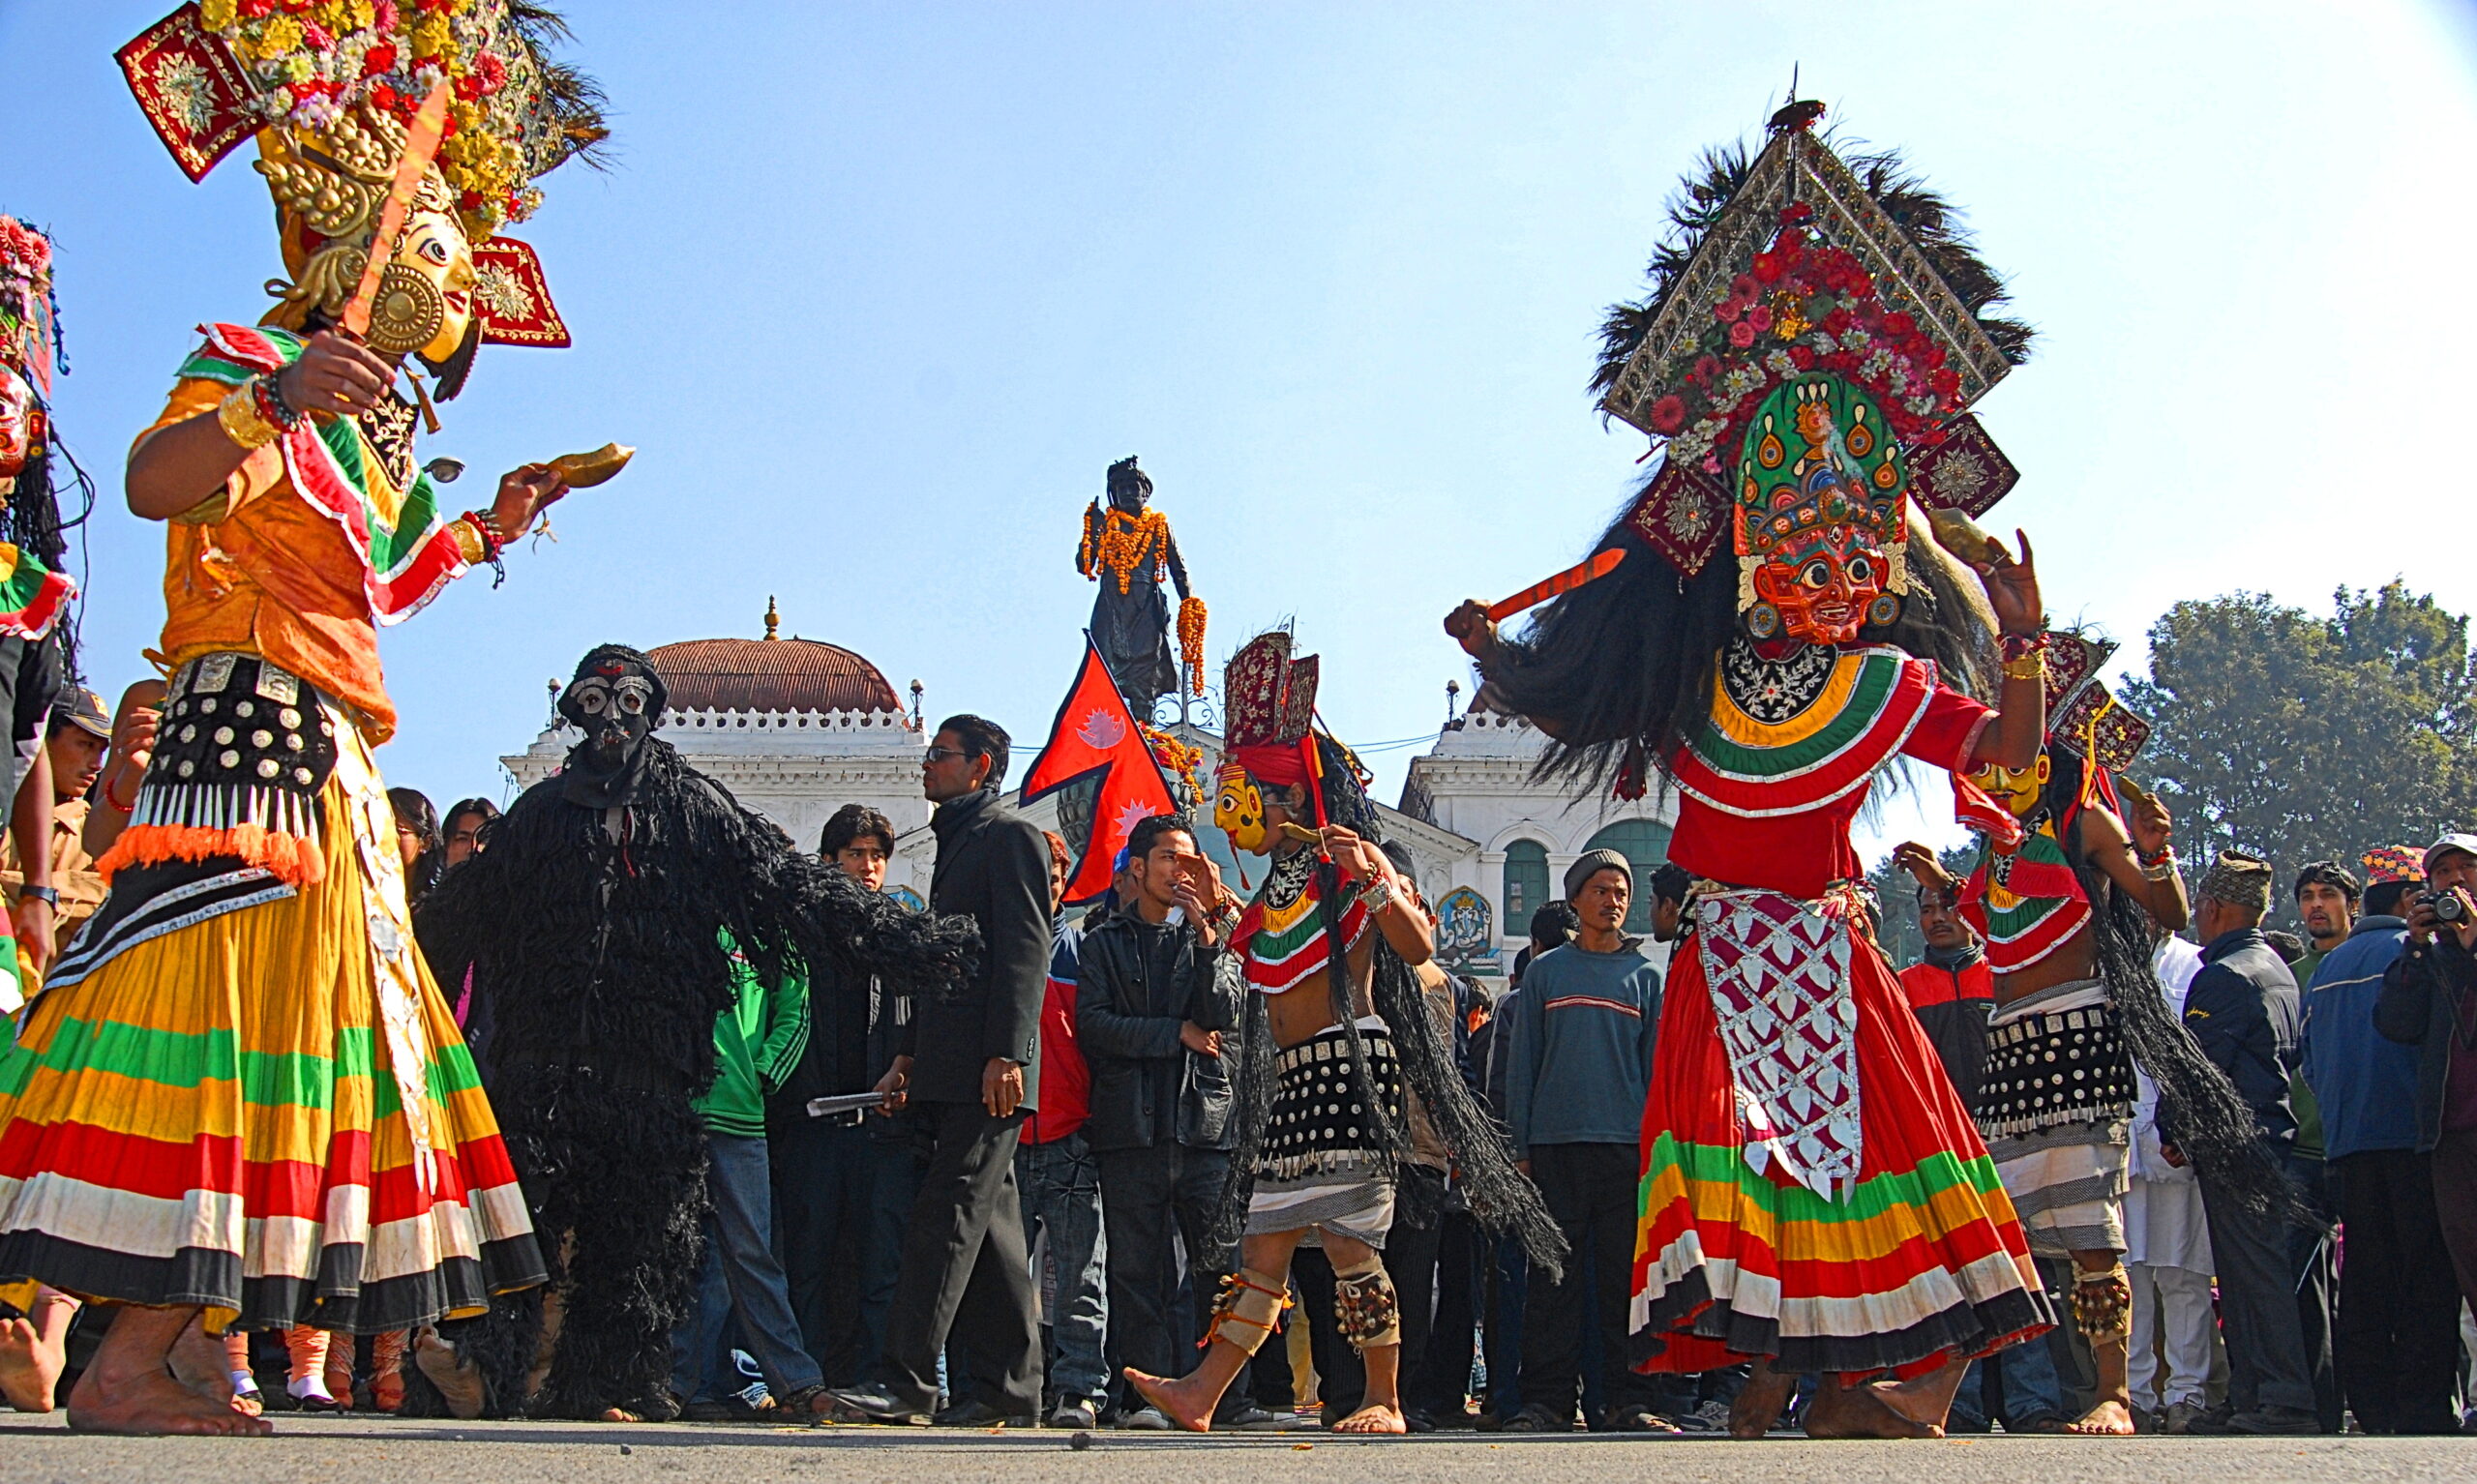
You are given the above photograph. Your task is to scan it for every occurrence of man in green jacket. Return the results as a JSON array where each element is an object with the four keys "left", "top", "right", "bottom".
[{"left": 672, "top": 934, "right": 831, "bottom": 1417}]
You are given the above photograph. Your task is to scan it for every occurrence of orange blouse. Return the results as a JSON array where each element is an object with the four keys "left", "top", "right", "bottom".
[{"left": 136, "top": 377, "right": 402, "bottom": 743}]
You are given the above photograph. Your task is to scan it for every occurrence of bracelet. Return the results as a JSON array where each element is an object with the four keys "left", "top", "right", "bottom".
[
  {"left": 215, "top": 381, "right": 286, "bottom": 450},
  {"left": 458, "top": 510, "right": 509, "bottom": 588},
  {"left": 1999, "top": 631, "right": 2049, "bottom": 661},
  {"left": 1359, "top": 876, "right": 1396, "bottom": 914},
  {"left": 2001, "top": 652, "right": 2046, "bottom": 682},
  {"left": 103, "top": 768, "right": 140, "bottom": 814},
  {"left": 254, "top": 372, "right": 303, "bottom": 430}
]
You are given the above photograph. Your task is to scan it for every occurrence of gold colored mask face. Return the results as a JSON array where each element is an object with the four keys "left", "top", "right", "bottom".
[
  {"left": 390, "top": 211, "right": 477, "bottom": 364},
  {"left": 1966, "top": 754, "right": 2051, "bottom": 819},
  {"left": 1214, "top": 762, "right": 1270, "bottom": 856}
]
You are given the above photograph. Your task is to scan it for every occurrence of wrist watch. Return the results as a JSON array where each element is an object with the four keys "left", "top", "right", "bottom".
[{"left": 18, "top": 884, "right": 58, "bottom": 907}]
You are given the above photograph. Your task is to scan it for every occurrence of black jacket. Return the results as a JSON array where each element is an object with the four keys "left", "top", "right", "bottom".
[
  {"left": 910, "top": 787, "right": 1049, "bottom": 1108},
  {"left": 2174, "top": 927, "right": 2301, "bottom": 1148},
  {"left": 1074, "top": 908, "right": 1241, "bottom": 1152},
  {"left": 2373, "top": 931, "right": 2477, "bottom": 1154}
]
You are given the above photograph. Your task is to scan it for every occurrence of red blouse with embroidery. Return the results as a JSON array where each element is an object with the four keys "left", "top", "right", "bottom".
[{"left": 1665, "top": 643, "right": 1992, "bottom": 901}]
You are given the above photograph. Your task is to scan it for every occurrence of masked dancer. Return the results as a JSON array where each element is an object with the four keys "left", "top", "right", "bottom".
[
  {"left": 1894, "top": 635, "right": 2301, "bottom": 1435},
  {"left": 0, "top": 4, "right": 614, "bottom": 1436},
  {"left": 1123, "top": 630, "right": 1563, "bottom": 1434},
  {"left": 1447, "top": 99, "right": 2058, "bottom": 1439},
  {"left": 411, "top": 645, "right": 976, "bottom": 1422}
]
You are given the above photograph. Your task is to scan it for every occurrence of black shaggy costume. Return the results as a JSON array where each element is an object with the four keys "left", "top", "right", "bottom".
[{"left": 404, "top": 645, "right": 975, "bottom": 1418}]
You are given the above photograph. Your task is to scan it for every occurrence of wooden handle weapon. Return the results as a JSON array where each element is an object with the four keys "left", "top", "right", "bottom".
[
  {"left": 1485, "top": 548, "right": 1625, "bottom": 623},
  {"left": 339, "top": 77, "right": 455, "bottom": 341}
]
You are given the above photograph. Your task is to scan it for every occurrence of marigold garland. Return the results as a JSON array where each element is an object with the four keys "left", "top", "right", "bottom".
[
  {"left": 1079, "top": 504, "right": 1170, "bottom": 595},
  {"left": 1178, "top": 595, "right": 1209, "bottom": 698}
]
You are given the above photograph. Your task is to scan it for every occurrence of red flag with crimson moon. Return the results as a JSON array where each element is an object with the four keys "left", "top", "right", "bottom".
[{"left": 1021, "top": 637, "right": 1179, "bottom": 905}]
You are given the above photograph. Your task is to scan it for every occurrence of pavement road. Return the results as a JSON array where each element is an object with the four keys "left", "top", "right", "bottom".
[{"left": 2, "top": 1414, "right": 2470, "bottom": 1484}]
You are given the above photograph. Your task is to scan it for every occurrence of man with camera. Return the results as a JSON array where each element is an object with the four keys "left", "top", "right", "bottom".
[
  {"left": 2301, "top": 848, "right": 2459, "bottom": 1434},
  {"left": 2374, "top": 833, "right": 2477, "bottom": 1345}
]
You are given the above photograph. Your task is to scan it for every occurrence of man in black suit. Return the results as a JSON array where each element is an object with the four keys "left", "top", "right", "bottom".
[{"left": 832, "top": 715, "right": 1050, "bottom": 1426}]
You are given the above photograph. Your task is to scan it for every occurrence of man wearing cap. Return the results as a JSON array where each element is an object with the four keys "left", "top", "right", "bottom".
[
  {"left": 2298, "top": 848, "right": 2458, "bottom": 1432},
  {"left": 2373, "top": 833, "right": 2477, "bottom": 1344},
  {"left": 2167, "top": 850, "right": 2319, "bottom": 1435},
  {"left": 1500, "top": 848, "right": 1664, "bottom": 1432},
  {"left": 1, "top": 686, "right": 112, "bottom": 947}
]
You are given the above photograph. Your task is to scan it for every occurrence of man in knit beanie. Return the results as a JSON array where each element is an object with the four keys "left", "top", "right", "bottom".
[{"left": 1500, "top": 847, "right": 1667, "bottom": 1432}]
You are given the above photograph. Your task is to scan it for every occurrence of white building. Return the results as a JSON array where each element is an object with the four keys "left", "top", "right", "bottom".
[{"left": 504, "top": 624, "right": 1676, "bottom": 979}]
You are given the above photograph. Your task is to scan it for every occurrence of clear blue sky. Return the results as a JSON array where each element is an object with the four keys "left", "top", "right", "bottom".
[{"left": 4, "top": 2, "right": 2472, "bottom": 854}]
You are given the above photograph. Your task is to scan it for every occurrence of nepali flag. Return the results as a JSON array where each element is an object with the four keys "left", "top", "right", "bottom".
[{"left": 1022, "top": 636, "right": 1179, "bottom": 905}]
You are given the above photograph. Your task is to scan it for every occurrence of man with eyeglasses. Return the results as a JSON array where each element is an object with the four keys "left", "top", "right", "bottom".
[{"left": 833, "top": 715, "right": 1051, "bottom": 1427}]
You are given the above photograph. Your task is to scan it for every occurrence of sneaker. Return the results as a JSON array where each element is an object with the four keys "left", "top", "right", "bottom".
[
  {"left": 1119, "top": 1405, "right": 1175, "bottom": 1431},
  {"left": 2227, "top": 1405, "right": 2320, "bottom": 1436},
  {"left": 1050, "top": 1397, "right": 1099, "bottom": 1430},
  {"left": 1682, "top": 1399, "right": 1734, "bottom": 1433}
]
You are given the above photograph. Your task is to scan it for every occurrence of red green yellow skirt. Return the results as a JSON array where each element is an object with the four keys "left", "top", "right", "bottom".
[
  {"left": 1629, "top": 909, "right": 2051, "bottom": 1380},
  {"left": 0, "top": 702, "right": 542, "bottom": 1333}
]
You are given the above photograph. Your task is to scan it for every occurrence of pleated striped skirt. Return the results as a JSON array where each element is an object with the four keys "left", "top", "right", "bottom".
[{"left": 0, "top": 699, "right": 542, "bottom": 1333}]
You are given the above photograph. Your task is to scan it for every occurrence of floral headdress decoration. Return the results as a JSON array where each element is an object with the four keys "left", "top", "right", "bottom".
[
  {"left": 117, "top": 1, "right": 606, "bottom": 354},
  {"left": 0, "top": 219, "right": 61, "bottom": 398},
  {"left": 1596, "top": 100, "right": 2033, "bottom": 596}
]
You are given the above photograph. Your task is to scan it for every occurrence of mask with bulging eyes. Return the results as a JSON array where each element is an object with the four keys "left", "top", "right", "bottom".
[{"left": 560, "top": 664, "right": 660, "bottom": 771}]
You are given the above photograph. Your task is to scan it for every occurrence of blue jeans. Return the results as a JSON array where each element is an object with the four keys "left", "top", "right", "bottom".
[
  {"left": 671, "top": 1133, "right": 824, "bottom": 1402},
  {"left": 769, "top": 1114, "right": 918, "bottom": 1383},
  {"left": 1949, "top": 1326, "right": 2067, "bottom": 1432},
  {"left": 1016, "top": 1132, "right": 1109, "bottom": 1404}
]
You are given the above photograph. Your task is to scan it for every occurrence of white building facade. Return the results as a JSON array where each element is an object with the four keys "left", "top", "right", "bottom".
[{"left": 503, "top": 634, "right": 1676, "bottom": 978}]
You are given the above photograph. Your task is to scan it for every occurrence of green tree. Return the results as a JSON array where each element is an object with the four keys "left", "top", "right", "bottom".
[{"left": 2120, "top": 582, "right": 2477, "bottom": 909}]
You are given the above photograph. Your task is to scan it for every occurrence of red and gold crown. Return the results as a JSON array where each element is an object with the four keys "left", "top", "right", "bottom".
[{"left": 117, "top": 2, "right": 600, "bottom": 349}]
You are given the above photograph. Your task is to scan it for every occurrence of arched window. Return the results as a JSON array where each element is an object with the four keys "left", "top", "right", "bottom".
[
  {"left": 1584, "top": 818, "right": 1674, "bottom": 934},
  {"left": 1502, "top": 839, "right": 1550, "bottom": 932}
]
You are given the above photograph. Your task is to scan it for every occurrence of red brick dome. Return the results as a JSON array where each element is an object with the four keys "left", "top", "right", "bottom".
[{"left": 645, "top": 637, "right": 903, "bottom": 715}]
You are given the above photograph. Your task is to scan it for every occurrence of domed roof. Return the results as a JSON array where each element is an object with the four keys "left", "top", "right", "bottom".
[{"left": 646, "top": 635, "right": 903, "bottom": 715}]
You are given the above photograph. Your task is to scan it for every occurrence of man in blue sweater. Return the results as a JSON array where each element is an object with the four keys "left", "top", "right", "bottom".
[
  {"left": 2301, "top": 848, "right": 2461, "bottom": 1434},
  {"left": 1501, "top": 848, "right": 1662, "bottom": 1432}
]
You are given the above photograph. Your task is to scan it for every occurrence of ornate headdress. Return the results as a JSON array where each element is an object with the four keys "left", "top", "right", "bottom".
[
  {"left": 1219, "top": 628, "right": 1377, "bottom": 835},
  {"left": 0, "top": 217, "right": 81, "bottom": 649},
  {"left": 118, "top": 2, "right": 604, "bottom": 362},
  {"left": 2037, "top": 631, "right": 2151, "bottom": 778},
  {"left": 1597, "top": 101, "right": 2032, "bottom": 595}
]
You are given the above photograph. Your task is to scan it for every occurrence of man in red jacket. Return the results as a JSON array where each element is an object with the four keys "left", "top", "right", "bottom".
[
  {"left": 1014, "top": 832, "right": 1108, "bottom": 1429},
  {"left": 1896, "top": 878, "right": 1996, "bottom": 1112}
]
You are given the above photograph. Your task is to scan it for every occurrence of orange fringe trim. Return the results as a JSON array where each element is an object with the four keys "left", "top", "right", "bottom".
[{"left": 94, "top": 822, "right": 326, "bottom": 889}]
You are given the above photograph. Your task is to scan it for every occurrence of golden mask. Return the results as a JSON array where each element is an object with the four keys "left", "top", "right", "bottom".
[
  {"left": 1214, "top": 762, "right": 1270, "bottom": 856},
  {"left": 1966, "top": 753, "right": 2051, "bottom": 819},
  {"left": 254, "top": 107, "right": 476, "bottom": 364}
]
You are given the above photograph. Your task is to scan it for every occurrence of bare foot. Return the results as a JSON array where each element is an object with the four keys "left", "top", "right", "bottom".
[
  {"left": 1803, "top": 1380, "right": 1940, "bottom": 1439},
  {"left": 1728, "top": 1365, "right": 1798, "bottom": 1439},
  {"left": 1330, "top": 1402, "right": 1407, "bottom": 1435},
  {"left": 0, "top": 1315, "right": 66, "bottom": 1413},
  {"left": 413, "top": 1325, "right": 487, "bottom": 1420},
  {"left": 69, "top": 1357, "right": 274, "bottom": 1437},
  {"left": 164, "top": 1315, "right": 254, "bottom": 1417},
  {"left": 2063, "top": 1399, "right": 2135, "bottom": 1436},
  {"left": 1123, "top": 1367, "right": 1217, "bottom": 1433}
]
